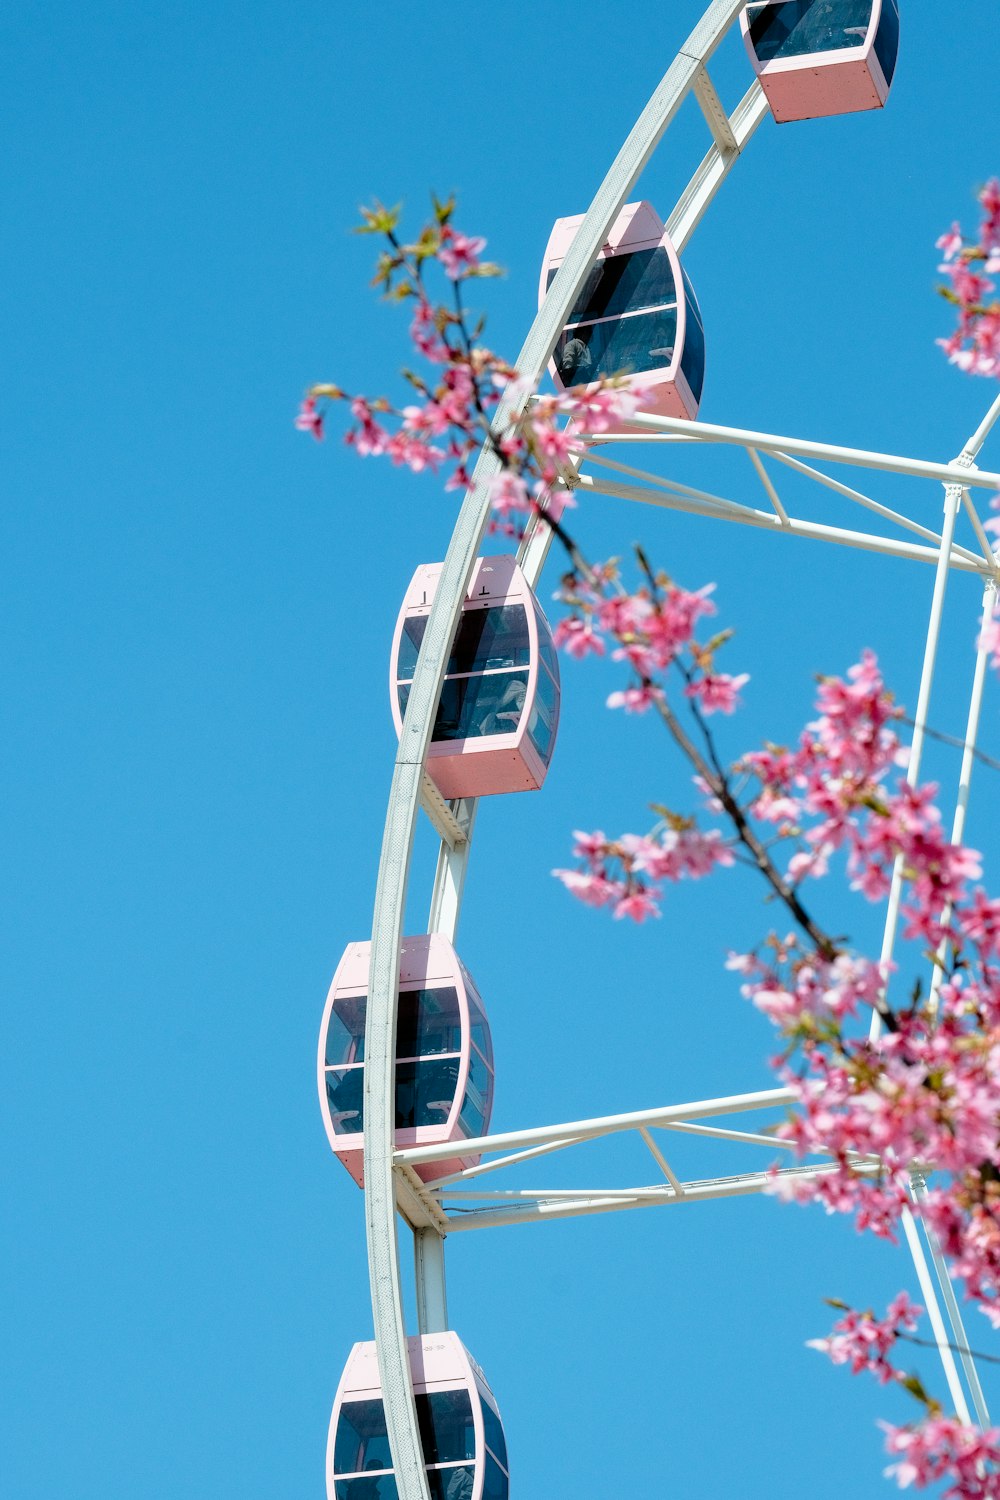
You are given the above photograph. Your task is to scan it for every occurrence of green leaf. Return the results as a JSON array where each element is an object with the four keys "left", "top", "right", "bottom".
[
  {"left": 356, "top": 200, "right": 403, "bottom": 236},
  {"left": 898, "top": 1373, "right": 934, "bottom": 1409},
  {"left": 432, "top": 192, "right": 456, "bottom": 226}
]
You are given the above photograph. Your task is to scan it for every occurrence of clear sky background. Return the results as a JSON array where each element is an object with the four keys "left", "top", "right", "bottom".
[{"left": 5, "top": 4, "right": 1000, "bottom": 1497}]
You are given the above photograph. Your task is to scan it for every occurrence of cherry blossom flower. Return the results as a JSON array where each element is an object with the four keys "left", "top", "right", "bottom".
[
  {"left": 808, "top": 1292, "right": 922, "bottom": 1384},
  {"left": 294, "top": 395, "right": 324, "bottom": 441},
  {"left": 437, "top": 227, "right": 487, "bottom": 280},
  {"left": 684, "top": 670, "right": 749, "bottom": 715}
]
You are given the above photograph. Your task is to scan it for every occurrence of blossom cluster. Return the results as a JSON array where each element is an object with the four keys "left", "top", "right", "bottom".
[
  {"left": 807, "top": 1292, "right": 922, "bottom": 1385},
  {"left": 295, "top": 199, "right": 645, "bottom": 537},
  {"left": 552, "top": 823, "right": 733, "bottom": 923},
  {"left": 938, "top": 178, "right": 1000, "bottom": 379},
  {"left": 882, "top": 1416, "right": 1000, "bottom": 1496}
]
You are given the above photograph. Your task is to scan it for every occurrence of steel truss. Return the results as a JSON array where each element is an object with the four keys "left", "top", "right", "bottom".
[{"left": 352, "top": 5, "right": 1000, "bottom": 1495}]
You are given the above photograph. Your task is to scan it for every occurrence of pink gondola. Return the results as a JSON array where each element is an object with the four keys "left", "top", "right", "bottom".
[
  {"left": 318, "top": 934, "right": 494, "bottom": 1189},
  {"left": 327, "top": 1332, "right": 509, "bottom": 1500},
  {"left": 741, "top": 1, "right": 900, "bottom": 123},
  {"left": 540, "top": 200, "right": 705, "bottom": 423},
  {"left": 390, "top": 554, "right": 560, "bottom": 801}
]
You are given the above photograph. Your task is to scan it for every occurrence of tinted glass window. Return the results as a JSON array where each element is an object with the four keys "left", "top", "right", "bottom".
[
  {"left": 328, "top": 987, "right": 461, "bottom": 1067},
  {"left": 399, "top": 670, "right": 530, "bottom": 744},
  {"left": 326, "top": 1067, "right": 365, "bottom": 1133},
  {"left": 396, "top": 606, "right": 530, "bottom": 683},
  {"left": 482, "top": 1453, "right": 509, "bottom": 1500},
  {"left": 397, "top": 615, "right": 428, "bottom": 682},
  {"left": 872, "top": 0, "right": 898, "bottom": 86},
  {"left": 536, "top": 611, "right": 560, "bottom": 683},
  {"left": 426, "top": 1467, "right": 475, "bottom": 1500},
  {"left": 479, "top": 1393, "right": 508, "bottom": 1474},
  {"left": 326, "top": 994, "right": 367, "bottom": 1066},
  {"left": 327, "top": 1057, "right": 462, "bottom": 1132},
  {"left": 554, "top": 307, "right": 678, "bottom": 384},
  {"left": 334, "top": 1477, "right": 399, "bottom": 1500},
  {"left": 415, "top": 1390, "right": 475, "bottom": 1464},
  {"left": 679, "top": 267, "right": 706, "bottom": 406},
  {"left": 466, "top": 993, "right": 492, "bottom": 1068},
  {"left": 527, "top": 664, "right": 559, "bottom": 766},
  {"left": 395, "top": 1057, "right": 461, "bottom": 1129},
  {"left": 397, "top": 986, "right": 461, "bottom": 1059},
  {"left": 334, "top": 1400, "right": 392, "bottom": 1475},
  {"left": 748, "top": 0, "right": 872, "bottom": 60},
  {"left": 550, "top": 247, "right": 677, "bottom": 325},
  {"left": 459, "top": 1045, "right": 492, "bottom": 1138}
]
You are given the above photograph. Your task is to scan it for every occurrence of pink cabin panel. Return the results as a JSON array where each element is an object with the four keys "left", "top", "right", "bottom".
[
  {"left": 740, "top": 1, "right": 899, "bottom": 124},
  {"left": 317, "top": 934, "right": 494, "bottom": 1189},
  {"left": 540, "top": 199, "right": 706, "bottom": 425},
  {"left": 390, "top": 554, "right": 561, "bottom": 801},
  {"left": 328, "top": 1332, "right": 510, "bottom": 1500}
]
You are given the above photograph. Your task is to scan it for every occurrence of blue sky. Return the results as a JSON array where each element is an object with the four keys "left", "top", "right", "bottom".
[{"left": 5, "top": 3, "right": 1000, "bottom": 1497}]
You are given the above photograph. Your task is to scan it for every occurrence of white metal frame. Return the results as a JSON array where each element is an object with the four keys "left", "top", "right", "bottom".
[{"left": 353, "top": 7, "right": 999, "bottom": 1497}]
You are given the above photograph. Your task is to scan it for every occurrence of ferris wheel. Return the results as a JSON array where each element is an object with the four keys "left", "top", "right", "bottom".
[{"left": 318, "top": 5, "right": 1000, "bottom": 1498}]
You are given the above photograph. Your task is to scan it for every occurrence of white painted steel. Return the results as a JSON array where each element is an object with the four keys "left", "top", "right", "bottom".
[
  {"left": 395, "top": 1087, "right": 795, "bottom": 1168},
  {"left": 414, "top": 1227, "right": 449, "bottom": 1336},
  {"left": 926, "top": 582, "right": 996, "bottom": 1021},
  {"left": 360, "top": 7, "right": 752, "bottom": 1497},
  {"left": 910, "top": 1182, "right": 992, "bottom": 1428},
  {"left": 441, "top": 1162, "right": 882, "bottom": 1233},
  {"left": 747, "top": 446, "right": 790, "bottom": 524},
  {"left": 595, "top": 410, "right": 1000, "bottom": 490},
  {"left": 872, "top": 393, "right": 1000, "bottom": 1042},
  {"left": 870, "top": 473, "right": 964, "bottom": 1041},
  {"left": 668, "top": 81, "right": 769, "bottom": 250},
  {"left": 579, "top": 472, "right": 990, "bottom": 575},
  {"left": 901, "top": 1207, "right": 973, "bottom": 1425}
]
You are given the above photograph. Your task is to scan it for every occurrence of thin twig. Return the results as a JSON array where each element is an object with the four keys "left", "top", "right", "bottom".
[{"left": 899, "top": 715, "right": 1000, "bottom": 775}]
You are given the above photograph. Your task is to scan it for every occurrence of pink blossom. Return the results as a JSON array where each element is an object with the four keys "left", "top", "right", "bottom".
[
  {"left": 551, "top": 867, "right": 622, "bottom": 908},
  {"left": 684, "top": 671, "right": 749, "bottom": 715},
  {"left": 438, "top": 227, "right": 487, "bottom": 280},
  {"left": 488, "top": 469, "right": 532, "bottom": 518},
  {"left": 937, "top": 222, "right": 964, "bottom": 261},
  {"left": 553, "top": 616, "right": 604, "bottom": 659},
  {"left": 882, "top": 1416, "right": 1000, "bottom": 1495},
  {"left": 566, "top": 384, "right": 645, "bottom": 432},
  {"left": 571, "top": 829, "right": 608, "bottom": 863},
  {"left": 294, "top": 395, "right": 324, "bottom": 441},
  {"left": 613, "top": 886, "right": 661, "bottom": 922},
  {"left": 807, "top": 1292, "right": 921, "bottom": 1384},
  {"left": 606, "top": 684, "right": 661, "bottom": 712}
]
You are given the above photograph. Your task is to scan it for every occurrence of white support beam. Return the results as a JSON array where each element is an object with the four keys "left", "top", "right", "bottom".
[
  {"left": 769, "top": 449, "right": 985, "bottom": 563},
  {"left": 668, "top": 81, "right": 769, "bottom": 252},
  {"left": 579, "top": 474, "right": 989, "bottom": 576},
  {"left": 639, "top": 1126, "right": 686, "bottom": 1196},
  {"left": 397, "top": 1087, "right": 794, "bottom": 1169},
  {"left": 747, "top": 447, "right": 789, "bottom": 525},
  {"left": 414, "top": 1228, "right": 449, "bottom": 1336},
  {"left": 578, "top": 412, "right": 1000, "bottom": 491},
  {"left": 692, "top": 63, "right": 738, "bottom": 153},
  {"left": 426, "top": 798, "right": 477, "bottom": 942},
  {"left": 443, "top": 1161, "right": 878, "bottom": 1232}
]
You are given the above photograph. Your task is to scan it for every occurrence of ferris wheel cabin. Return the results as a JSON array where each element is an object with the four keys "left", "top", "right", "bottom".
[
  {"left": 390, "top": 554, "right": 561, "bottom": 800},
  {"left": 328, "top": 1333, "right": 510, "bottom": 1500},
  {"left": 741, "top": 1, "right": 900, "bottom": 122},
  {"left": 540, "top": 200, "right": 705, "bottom": 423},
  {"left": 318, "top": 934, "right": 494, "bottom": 1188}
]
